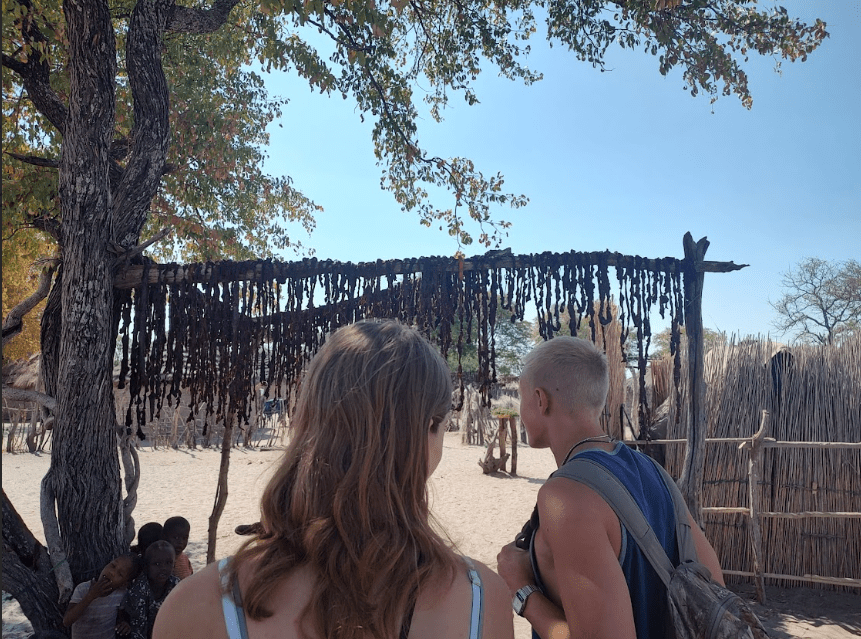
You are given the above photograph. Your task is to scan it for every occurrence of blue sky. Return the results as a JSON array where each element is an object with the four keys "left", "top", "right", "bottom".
[{"left": 261, "top": 1, "right": 860, "bottom": 341}]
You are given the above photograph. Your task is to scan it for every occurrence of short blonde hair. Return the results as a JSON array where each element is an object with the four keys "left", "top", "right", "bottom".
[{"left": 521, "top": 336, "right": 609, "bottom": 414}]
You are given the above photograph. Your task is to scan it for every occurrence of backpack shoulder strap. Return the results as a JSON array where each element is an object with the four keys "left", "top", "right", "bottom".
[
  {"left": 642, "top": 456, "right": 698, "bottom": 564},
  {"left": 552, "top": 458, "right": 675, "bottom": 587}
]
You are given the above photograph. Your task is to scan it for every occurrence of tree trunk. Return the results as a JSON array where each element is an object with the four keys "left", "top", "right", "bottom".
[
  {"left": 207, "top": 409, "right": 236, "bottom": 563},
  {"left": 1, "top": 489, "right": 67, "bottom": 636},
  {"left": 48, "top": 0, "right": 125, "bottom": 583},
  {"left": 4, "top": 0, "right": 234, "bottom": 629}
]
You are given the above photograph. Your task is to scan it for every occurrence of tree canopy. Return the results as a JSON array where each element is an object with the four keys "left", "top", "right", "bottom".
[
  {"left": 3, "top": 0, "right": 829, "bottom": 265},
  {"left": 770, "top": 257, "right": 860, "bottom": 345}
]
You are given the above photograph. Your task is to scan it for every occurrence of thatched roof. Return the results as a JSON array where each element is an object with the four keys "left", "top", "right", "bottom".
[
  {"left": 2, "top": 354, "right": 125, "bottom": 392},
  {"left": 2, "top": 353, "right": 40, "bottom": 390}
]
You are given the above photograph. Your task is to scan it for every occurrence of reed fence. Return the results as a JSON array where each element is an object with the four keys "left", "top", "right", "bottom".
[
  {"left": 658, "top": 334, "right": 861, "bottom": 593},
  {"left": 631, "top": 409, "right": 861, "bottom": 603}
]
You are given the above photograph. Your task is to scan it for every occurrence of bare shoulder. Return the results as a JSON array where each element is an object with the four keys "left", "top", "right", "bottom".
[
  {"left": 539, "top": 474, "right": 612, "bottom": 528},
  {"left": 153, "top": 561, "right": 226, "bottom": 639},
  {"left": 536, "top": 476, "right": 637, "bottom": 638},
  {"left": 412, "top": 558, "right": 513, "bottom": 639},
  {"left": 471, "top": 558, "right": 515, "bottom": 639}
]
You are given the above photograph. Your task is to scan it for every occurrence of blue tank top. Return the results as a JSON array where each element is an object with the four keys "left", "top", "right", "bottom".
[
  {"left": 576, "top": 442, "right": 678, "bottom": 639},
  {"left": 531, "top": 442, "right": 678, "bottom": 639}
]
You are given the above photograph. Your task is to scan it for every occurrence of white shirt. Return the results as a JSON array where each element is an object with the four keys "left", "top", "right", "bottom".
[{"left": 69, "top": 580, "right": 126, "bottom": 639}]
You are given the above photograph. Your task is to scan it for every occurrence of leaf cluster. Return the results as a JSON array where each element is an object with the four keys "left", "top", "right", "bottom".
[
  {"left": 1, "top": 227, "right": 53, "bottom": 362},
  {"left": 547, "top": 0, "right": 827, "bottom": 108}
]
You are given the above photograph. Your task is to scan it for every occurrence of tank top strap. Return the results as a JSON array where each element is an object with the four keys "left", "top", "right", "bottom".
[
  {"left": 218, "top": 558, "right": 250, "bottom": 639},
  {"left": 462, "top": 557, "right": 484, "bottom": 639}
]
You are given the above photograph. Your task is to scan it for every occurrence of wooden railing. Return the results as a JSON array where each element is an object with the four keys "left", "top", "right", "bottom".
[{"left": 623, "top": 410, "right": 861, "bottom": 603}]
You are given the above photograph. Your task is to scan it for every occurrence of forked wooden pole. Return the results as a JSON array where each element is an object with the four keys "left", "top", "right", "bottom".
[{"left": 745, "top": 410, "right": 770, "bottom": 604}]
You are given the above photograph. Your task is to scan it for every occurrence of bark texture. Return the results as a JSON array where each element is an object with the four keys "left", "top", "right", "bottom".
[
  {"left": 2, "top": 0, "right": 253, "bottom": 628},
  {"left": 51, "top": 0, "right": 125, "bottom": 582},
  {"left": 1, "top": 489, "right": 66, "bottom": 636}
]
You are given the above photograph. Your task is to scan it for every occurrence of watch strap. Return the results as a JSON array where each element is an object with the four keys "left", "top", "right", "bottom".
[{"left": 512, "top": 583, "right": 539, "bottom": 616}]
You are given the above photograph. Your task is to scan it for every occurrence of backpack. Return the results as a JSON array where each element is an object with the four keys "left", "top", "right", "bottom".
[{"left": 552, "top": 456, "right": 770, "bottom": 639}]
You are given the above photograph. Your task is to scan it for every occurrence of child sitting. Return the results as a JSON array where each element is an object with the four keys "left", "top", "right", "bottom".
[
  {"left": 162, "top": 516, "right": 193, "bottom": 580},
  {"left": 131, "top": 522, "right": 163, "bottom": 558},
  {"left": 120, "top": 540, "right": 179, "bottom": 639},
  {"left": 63, "top": 554, "right": 137, "bottom": 639}
]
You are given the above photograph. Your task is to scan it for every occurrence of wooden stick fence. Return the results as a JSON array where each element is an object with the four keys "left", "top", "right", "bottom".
[{"left": 624, "top": 409, "right": 861, "bottom": 602}]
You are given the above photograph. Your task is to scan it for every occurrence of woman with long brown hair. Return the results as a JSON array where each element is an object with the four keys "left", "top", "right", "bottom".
[{"left": 154, "top": 320, "right": 513, "bottom": 639}]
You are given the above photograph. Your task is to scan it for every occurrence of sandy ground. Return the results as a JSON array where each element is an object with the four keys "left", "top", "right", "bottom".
[{"left": 3, "top": 432, "right": 859, "bottom": 638}]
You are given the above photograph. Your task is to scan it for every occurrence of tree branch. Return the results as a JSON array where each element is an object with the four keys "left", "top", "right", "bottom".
[
  {"left": 110, "top": 226, "right": 173, "bottom": 262},
  {"left": 166, "top": 0, "right": 241, "bottom": 34},
  {"left": 4, "top": 151, "right": 59, "bottom": 169},
  {"left": 1, "top": 488, "right": 66, "bottom": 633},
  {"left": 2, "top": 262, "right": 57, "bottom": 347},
  {"left": 2, "top": 0, "right": 68, "bottom": 134},
  {"left": 118, "top": 433, "right": 141, "bottom": 547},
  {"left": 111, "top": 0, "right": 173, "bottom": 249},
  {"left": 1, "top": 388, "right": 58, "bottom": 413},
  {"left": 40, "top": 472, "right": 75, "bottom": 604}
]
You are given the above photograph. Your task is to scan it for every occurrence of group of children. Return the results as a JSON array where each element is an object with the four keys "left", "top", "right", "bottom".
[{"left": 64, "top": 516, "right": 193, "bottom": 639}]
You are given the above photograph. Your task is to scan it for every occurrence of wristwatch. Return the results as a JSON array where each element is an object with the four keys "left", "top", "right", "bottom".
[{"left": 512, "top": 584, "right": 540, "bottom": 617}]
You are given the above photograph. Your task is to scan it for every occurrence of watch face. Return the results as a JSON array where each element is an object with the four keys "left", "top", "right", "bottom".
[
  {"left": 512, "top": 587, "right": 533, "bottom": 616},
  {"left": 512, "top": 594, "right": 525, "bottom": 615}
]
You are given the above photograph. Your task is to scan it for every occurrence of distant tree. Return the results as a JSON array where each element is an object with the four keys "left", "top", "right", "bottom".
[
  {"left": 770, "top": 258, "right": 861, "bottom": 345},
  {"left": 530, "top": 304, "right": 637, "bottom": 363},
  {"left": 650, "top": 325, "right": 726, "bottom": 359},
  {"left": 445, "top": 303, "right": 533, "bottom": 377},
  {"left": 494, "top": 310, "right": 534, "bottom": 376}
]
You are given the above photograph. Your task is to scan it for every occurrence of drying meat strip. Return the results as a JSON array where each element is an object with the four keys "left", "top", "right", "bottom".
[{"left": 116, "top": 250, "right": 687, "bottom": 443}]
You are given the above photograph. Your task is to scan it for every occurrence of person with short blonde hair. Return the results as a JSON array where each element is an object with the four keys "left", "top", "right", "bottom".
[
  {"left": 154, "top": 320, "right": 513, "bottom": 639},
  {"left": 499, "top": 336, "right": 724, "bottom": 639},
  {"left": 520, "top": 336, "right": 610, "bottom": 416}
]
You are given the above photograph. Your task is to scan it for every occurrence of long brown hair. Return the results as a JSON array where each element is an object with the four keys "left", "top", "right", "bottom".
[{"left": 230, "top": 320, "right": 458, "bottom": 638}]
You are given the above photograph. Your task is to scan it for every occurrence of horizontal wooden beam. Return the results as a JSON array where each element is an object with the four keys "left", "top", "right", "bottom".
[
  {"left": 722, "top": 570, "right": 861, "bottom": 589},
  {"left": 623, "top": 438, "right": 861, "bottom": 449},
  {"left": 702, "top": 507, "right": 861, "bottom": 519},
  {"left": 113, "top": 250, "right": 748, "bottom": 289}
]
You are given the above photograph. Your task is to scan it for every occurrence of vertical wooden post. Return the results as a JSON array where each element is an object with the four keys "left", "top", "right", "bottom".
[
  {"left": 748, "top": 410, "right": 769, "bottom": 604},
  {"left": 679, "top": 232, "right": 710, "bottom": 524},
  {"left": 497, "top": 416, "right": 508, "bottom": 473},
  {"left": 26, "top": 407, "right": 39, "bottom": 453},
  {"left": 508, "top": 416, "right": 518, "bottom": 476}
]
